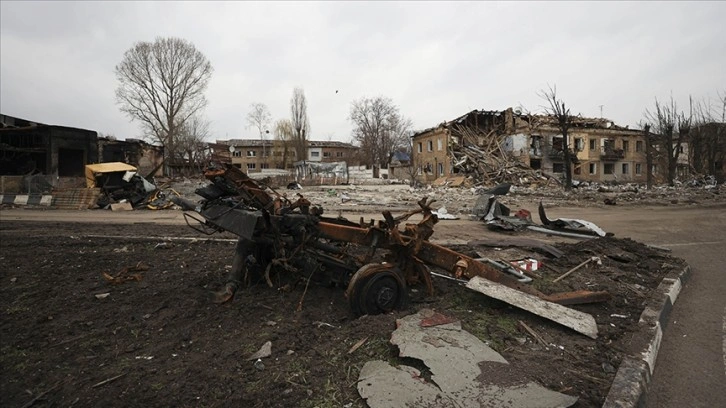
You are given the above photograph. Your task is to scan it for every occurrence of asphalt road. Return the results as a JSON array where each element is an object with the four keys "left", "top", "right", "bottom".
[{"left": 2, "top": 203, "right": 725, "bottom": 406}]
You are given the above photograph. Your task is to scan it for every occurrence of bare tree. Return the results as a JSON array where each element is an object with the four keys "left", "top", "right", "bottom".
[
  {"left": 349, "top": 96, "right": 412, "bottom": 170},
  {"left": 690, "top": 92, "right": 726, "bottom": 182},
  {"left": 538, "top": 85, "right": 574, "bottom": 191},
  {"left": 273, "top": 119, "right": 294, "bottom": 169},
  {"left": 644, "top": 124, "right": 653, "bottom": 189},
  {"left": 290, "top": 88, "right": 310, "bottom": 163},
  {"left": 643, "top": 95, "right": 692, "bottom": 186},
  {"left": 175, "top": 115, "right": 211, "bottom": 174},
  {"left": 246, "top": 102, "right": 272, "bottom": 161},
  {"left": 115, "top": 37, "right": 213, "bottom": 172}
]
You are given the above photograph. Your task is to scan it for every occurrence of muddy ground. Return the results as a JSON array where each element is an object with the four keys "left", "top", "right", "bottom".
[{"left": 0, "top": 213, "right": 687, "bottom": 408}]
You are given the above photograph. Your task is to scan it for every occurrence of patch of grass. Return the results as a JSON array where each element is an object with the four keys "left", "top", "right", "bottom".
[
  {"left": 300, "top": 376, "right": 343, "bottom": 408},
  {"left": 4, "top": 305, "right": 30, "bottom": 315}
]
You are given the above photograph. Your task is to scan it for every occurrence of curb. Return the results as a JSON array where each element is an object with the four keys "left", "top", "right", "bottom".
[
  {"left": 602, "top": 264, "right": 692, "bottom": 407},
  {"left": 0, "top": 194, "right": 53, "bottom": 206}
]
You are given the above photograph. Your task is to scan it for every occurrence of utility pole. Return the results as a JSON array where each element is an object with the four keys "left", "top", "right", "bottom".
[{"left": 598, "top": 105, "right": 604, "bottom": 118}]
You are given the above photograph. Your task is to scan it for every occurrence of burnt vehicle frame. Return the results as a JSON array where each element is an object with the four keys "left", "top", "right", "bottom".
[{"left": 175, "top": 163, "right": 607, "bottom": 316}]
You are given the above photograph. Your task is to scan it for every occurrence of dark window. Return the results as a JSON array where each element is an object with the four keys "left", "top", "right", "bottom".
[
  {"left": 529, "top": 158, "right": 541, "bottom": 169},
  {"left": 635, "top": 163, "right": 642, "bottom": 174},
  {"left": 552, "top": 163, "right": 564, "bottom": 173},
  {"left": 58, "top": 148, "right": 85, "bottom": 176},
  {"left": 604, "top": 163, "right": 615, "bottom": 174},
  {"left": 622, "top": 140, "right": 629, "bottom": 152},
  {"left": 636, "top": 141, "right": 644, "bottom": 152},
  {"left": 622, "top": 163, "right": 629, "bottom": 174},
  {"left": 589, "top": 139, "right": 596, "bottom": 150}
]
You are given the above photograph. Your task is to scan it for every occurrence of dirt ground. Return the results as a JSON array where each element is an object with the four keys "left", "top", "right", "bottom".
[{"left": 0, "top": 209, "right": 687, "bottom": 408}]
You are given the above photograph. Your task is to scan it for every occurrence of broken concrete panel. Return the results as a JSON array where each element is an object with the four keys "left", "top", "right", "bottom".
[
  {"left": 110, "top": 202, "right": 133, "bottom": 211},
  {"left": 357, "top": 360, "right": 452, "bottom": 407},
  {"left": 391, "top": 310, "right": 507, "bottom": 396},
  {"left": 465, "top": 277, "right": 598, "bottom": 339},
  {"left": 358, "top": 309, "right": 578, "bottom": 408}
]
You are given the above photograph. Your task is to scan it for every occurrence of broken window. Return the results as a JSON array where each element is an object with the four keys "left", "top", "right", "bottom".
[
  {"left": 622, "top": 140, "right": 629, "bottom": 152},
  {"left": 336, "top": 151, "right": 343, "bottom": 157},
  {"left": 635, "top": 163, "right": 642, "bottom": 174},
  {"left": 437, "top": 162, "right": 444, "bottom": 176},
  {"left": 437, "top": 138, "right": 443, "bottom": 151},
  {"left": 323, "top": 152, "right": 331, "bottom": 158},
  {"left": 530, "top": 135, "right": 543, "bottom": 156},
  {"left": 552, "top": 136, "right": 564, "bottom": 151},
  {"left": 247, "top": 163, "right": 256, "bottom": 170},
  {"left": 529, "top": 158, "right": 541, "bottom": 169},
  {"left": 604, "top": 163, "right": 615, "bottom": 175},
  {"left": 310, "top": 151, "right": 320, "bottom": 158},
  {"left": 589, "top": 163, "right": 597, "bottom": 174},
  {"left": 622, "top": 163, "right": 629, "bottom": 174},
  {"left": 552, "top": 163, "right": 564, "bottom": 173},
  {"left": 603, "top": 139, "right": 615, "bottom": 150},
  {"left": 234, "top": 163, "right": 242, "bottom": 169},
  {"left": 636, "top": 141, "right": 644, "bottom": 152},
  {"left": 574, "top": 138, "right": 584, "bottom": 151},
  {"left": 574, "top": 165, "right": 582, "bottom": 175},
  {"left": 247, "top": 151, "right": 256, "bottom": 157},
  {"left": 233, "top": 151, "right": 242, "bottom": 157},
  {"left": 427, "top": 140, "right": 433, "bottom": 152},
  {"left": 261, "top": 163, "right": 269, "bottom": 169},
  {"left": 589, "top": 138, "right": 596, "bottom": 150},
  {"left": 417, "top": 143, "right": 422, "bottom": 153}
]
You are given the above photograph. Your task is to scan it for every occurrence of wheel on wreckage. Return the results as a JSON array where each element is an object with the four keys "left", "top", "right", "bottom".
[{"left": 346, "top": 263, "right": 408, "bottom": 316}]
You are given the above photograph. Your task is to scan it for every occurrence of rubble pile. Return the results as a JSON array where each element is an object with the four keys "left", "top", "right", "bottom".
[{"left": 450, "top": 124, "right": 552, "bottom": 186}]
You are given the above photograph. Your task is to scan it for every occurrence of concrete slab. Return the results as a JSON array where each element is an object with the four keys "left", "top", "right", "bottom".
[
  {"left": 465, "top": 276, "right": 598, "bottom": 339},
  {"left": 358, "top": 309, "right": 578, "bottom": 408}
]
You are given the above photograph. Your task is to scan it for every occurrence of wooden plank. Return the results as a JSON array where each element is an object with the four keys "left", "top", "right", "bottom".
[{"left": 465, "top": 276, "right": 598, "bottom": 339}]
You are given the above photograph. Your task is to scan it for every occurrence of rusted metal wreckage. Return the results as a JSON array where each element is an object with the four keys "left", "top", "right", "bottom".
[{"left": 175, "top": 163, "right": 608, "bottom": 329}]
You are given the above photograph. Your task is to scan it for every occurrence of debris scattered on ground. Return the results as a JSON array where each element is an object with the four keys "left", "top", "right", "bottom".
[
  {"left": 357, "top": 309, "right": 578, "bottom": 408},
  {"left": 102, "top": 262, "right": 148, "bottom": 284},
  {"left": 553, "top": 256, "right": 602, "bottom": 283},
  {"left": 465, "top": 277, "right": 599, "bottom": 339},
  {"left": 247, "top": 341, "right": 272, "bottom": 360}
]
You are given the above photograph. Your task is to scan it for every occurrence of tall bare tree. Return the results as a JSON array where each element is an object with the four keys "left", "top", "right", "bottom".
[
  {"left": 246, "top": 102, "right": 272, "bottom": 160},
  {"left": 115, "top": 37, "right": 213, "bottom": 171},
  {"left": 690, "top": 92, "right": 726, "bottom": 182},
  {"left": 290, "top": 88, "right": 310, "bottom": 163},
  {"left": 273, "top": 119, "right": 294, "bottom": 169},
  {"left": 349, "top": 96, "right": 412, "bottom": 170},
  {"left": 538, "top": 85, "right": 574, "bottom": 191},
  {"left": 643, "top": 95, "right": 692, "bottom": 186}
]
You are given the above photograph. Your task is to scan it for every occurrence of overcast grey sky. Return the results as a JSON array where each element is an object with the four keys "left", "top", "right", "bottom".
[{"left": 1, "top": 1, "right": 724, "bottom": 143}]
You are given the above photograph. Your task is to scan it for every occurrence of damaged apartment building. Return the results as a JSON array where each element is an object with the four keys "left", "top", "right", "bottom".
[{"left": 411, "top": 108, "right": 647, "bottom": 185}]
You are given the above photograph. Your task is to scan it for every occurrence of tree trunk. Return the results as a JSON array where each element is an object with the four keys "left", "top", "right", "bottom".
[
  {"left": 645, "top": 125, "right": 653, "bottom": 189},
  {"left": 562, "top": 130, "right": 573, "bottom": 191}
]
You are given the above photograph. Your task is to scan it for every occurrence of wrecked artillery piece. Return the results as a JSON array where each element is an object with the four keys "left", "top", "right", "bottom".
[{"left": 174, "top": 163, "right": 608, "bottom": 316}]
